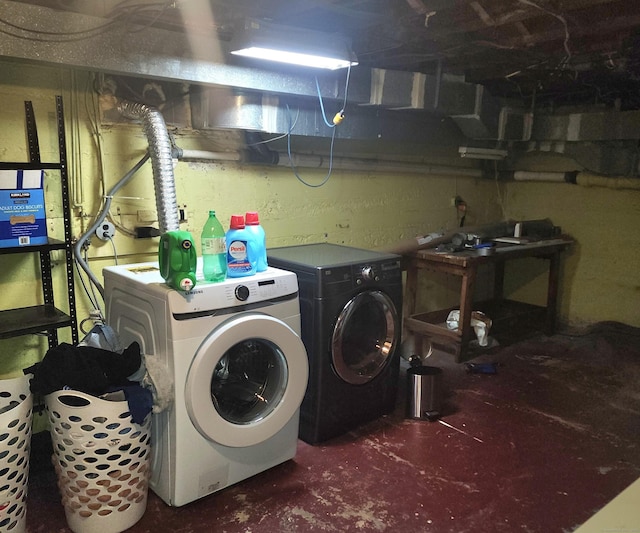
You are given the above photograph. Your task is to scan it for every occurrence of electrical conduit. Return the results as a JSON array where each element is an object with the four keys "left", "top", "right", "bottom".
[{"left": 74, "top": 154, "right": 150, "bottom": 299}]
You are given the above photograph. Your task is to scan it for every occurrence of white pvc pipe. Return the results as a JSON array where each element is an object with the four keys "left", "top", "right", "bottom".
[
  {"left": 513, "top": 170, "right": 640, "bottom": 191},
  {"left": 279, "top": 153, "right": 483, "bottom": 178},
  {"left": 179, "top": 149, "right": 241, "bottom": 161},
  {"left": 176, "top": 147, "right": 484, "bottom": 177},
  {"left": 172, "top": 143, "right": 483, "bottom": 177},
  {"left": 513, "top": 171, "right": 566, "bottom": 182},
  {"left": 576, "top": 173, "right": 640, "bottom": 190}
]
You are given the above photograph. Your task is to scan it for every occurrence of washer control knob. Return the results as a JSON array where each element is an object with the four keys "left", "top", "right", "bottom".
[
  {"left": 361, "top": 266, "right": 374, "bottom": 281},
  {"left": 235, "top": 285, "right": 250, "bottom": 301}
]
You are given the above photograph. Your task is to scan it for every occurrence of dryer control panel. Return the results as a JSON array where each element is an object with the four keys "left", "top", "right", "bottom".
[
  {"left": 360, "top": 266, "right": 375, "bottom": 281},
  {"left": 355, "top": 260, "right": 401, "bottom": 285}
]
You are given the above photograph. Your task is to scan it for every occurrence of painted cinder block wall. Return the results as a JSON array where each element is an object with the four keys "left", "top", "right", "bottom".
[
  {"left": 497, "top": 156, "right": 640, "bottom": 328},
  {"left": 1, "top": 60, "right": 639, "bottom": 381}
]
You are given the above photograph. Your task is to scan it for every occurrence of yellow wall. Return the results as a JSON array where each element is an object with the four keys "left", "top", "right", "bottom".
[
  {"left": 1, "top": 59, "right": 639, "bottom": 382},
  {"left": 501, "top": 179, "right": 640, "bottom": 327}
]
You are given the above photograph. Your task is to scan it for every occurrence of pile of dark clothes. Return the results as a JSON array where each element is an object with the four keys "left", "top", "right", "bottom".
[{"left": 24, "top": 341, "right": 152, "bottom": 424}]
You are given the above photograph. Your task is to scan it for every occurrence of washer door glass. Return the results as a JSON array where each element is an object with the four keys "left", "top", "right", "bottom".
[
  {"left": 331, "top": 290, "right": 399, "bottom": 385},
  {"left": 185, "top": 313, "right": 308, "bottom": 447},
  {"left": 211, "top": 338, "right": 287, "bottom": 425}
]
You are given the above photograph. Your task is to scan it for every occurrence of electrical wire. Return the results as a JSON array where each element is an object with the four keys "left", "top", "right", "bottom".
[
  {"left": 74, "top": 258, "right": 101, "bottom": 315},
  {"left": 79, "top": 316, "right": 97, "bottom": 335},
  {"left": 0, "top": 15, "right": 119, "bottom": 42},
  {"left": 517, "top": 0, "right": 571, "bottom": 68},
  {"left": 493, "top": 160, "right": 509, "bottom": 221},
  {"left": 0, "top": 0, "right": 176, "bottom": 42},
  {"left": 85, "top": 74, "right": 106, "bottom": 206},
  {"left": 120, "top": 0, "right": 176, "bottom": 33},
  {"left": 69, "top": 70, "right": 85, "bottom": 208},
  {"left": 84, "top": 74, "right": 141, "bottom": 237},
  {"left": 107, "top": 212, "right": 138, "bottom": 237},
  {"left": 287, "top": 112, "right": 337, "bottom": 188},
  {"left": 84, "top": 246, "right": 102, "bottom": 314},
  {"left": 108, "top": 212, "right": 138, "bottom": 237},
  {"left": 315, "top": 64, "right": 352, "bottom": 129},
  {"left": 74, "top": 153, "right": 151, "bottom": 299},
  {"left": 107, "top": 236, "right": 119, "bottom": 265},
  {"left": 285, "top": 64, "right": 352, "bottom": 188},
  {"left": 316, "top": 77, "right": 338, "bottom": 129},
  {"left": 72, "top": 245, "right": 103, "bottom": 319},
  {"left": 246, "top": 131, "right": 291, "bottom": 146},
  {"left": 247, "top": 108, "right": 301, "bottom": 147}
]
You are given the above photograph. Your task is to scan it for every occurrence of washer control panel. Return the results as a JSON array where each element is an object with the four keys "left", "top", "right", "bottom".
[
  {"left": 234, "top": 285, "right": 250, "bottom": 301},
  {"left": 161, "top": 267, "right": 298, "bottom": 313}
]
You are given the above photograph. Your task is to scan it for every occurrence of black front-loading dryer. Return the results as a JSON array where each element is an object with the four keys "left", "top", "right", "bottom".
[{"left": 268, "top": 243, "right": 403, "bottom": 444}]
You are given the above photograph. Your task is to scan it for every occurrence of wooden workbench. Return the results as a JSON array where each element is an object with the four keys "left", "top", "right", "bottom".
[{"left": 403, "top": 237, "right": 573, "bottom": 362}]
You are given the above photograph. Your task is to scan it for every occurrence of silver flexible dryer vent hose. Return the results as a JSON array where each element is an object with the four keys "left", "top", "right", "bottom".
[{"left": 117, "top": 100, "right": 179, "bottom": 233}]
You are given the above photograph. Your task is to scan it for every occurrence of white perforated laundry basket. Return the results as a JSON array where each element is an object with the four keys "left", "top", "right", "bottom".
[
  {"left": 0, "top": 375, "right": 32, "bottom": 533},
  {"left": 45, "top": 390, "right": 151, "bottom": 533}
]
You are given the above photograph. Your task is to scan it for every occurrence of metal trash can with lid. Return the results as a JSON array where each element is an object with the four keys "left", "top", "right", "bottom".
[{"left": 406, "top": 360, "right": 442, "bottom": 421}]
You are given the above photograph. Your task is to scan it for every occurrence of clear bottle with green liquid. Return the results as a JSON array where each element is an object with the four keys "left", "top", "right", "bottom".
[{"left": 201, "top": 210, "right": 227, "bottom": 282}]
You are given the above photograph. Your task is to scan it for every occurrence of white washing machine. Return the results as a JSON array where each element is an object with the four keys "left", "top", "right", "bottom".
[{"left": 103, "top": 263, "right": 309, "bottom": 507}]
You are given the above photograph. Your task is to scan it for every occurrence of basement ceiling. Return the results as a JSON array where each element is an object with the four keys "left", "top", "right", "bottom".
[{"left": 5, "top": 0, "right": 640, "bottom": 111}]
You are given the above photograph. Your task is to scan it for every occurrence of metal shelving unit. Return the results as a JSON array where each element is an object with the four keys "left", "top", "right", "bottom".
[{"left": 0, "top": 96, "right": 78, "bottom": 347}]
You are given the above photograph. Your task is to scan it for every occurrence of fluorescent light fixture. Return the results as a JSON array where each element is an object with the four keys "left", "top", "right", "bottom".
[
  {"left": 458, "top": 147, "right": 508, "bottom": 160},
  {"left": 230, "top": 18, "right": 358, "bottom": 70}
]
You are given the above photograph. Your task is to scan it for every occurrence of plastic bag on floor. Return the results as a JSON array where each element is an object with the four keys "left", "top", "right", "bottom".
[{"left": 446, "top": 310, "right": 493, "bottom": 347}]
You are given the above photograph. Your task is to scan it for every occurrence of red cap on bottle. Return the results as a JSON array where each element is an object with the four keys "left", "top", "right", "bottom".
[
  {"left": 229, "top": 214, "right": 245, "bottom": 229},
  {"left": 245, "top": 211, "right": 260, "bottom": 225}
]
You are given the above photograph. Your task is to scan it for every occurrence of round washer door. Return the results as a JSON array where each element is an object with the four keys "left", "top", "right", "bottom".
[
  {"left": 332, "top": 290, "right": 399, "bottom": 385},
  {"left": 185, "top": 313, "right": 308, "bottom": 448}
]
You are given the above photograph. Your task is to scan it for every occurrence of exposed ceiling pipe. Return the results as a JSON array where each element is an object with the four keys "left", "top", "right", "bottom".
[
  {"left": 278, "top": 153, "right": 483, "bottom": 177},
  {"left": 185, "top": 134, "right": 481, "bottom": 177},
  {"left": 118, "top": 100, "right": 179, "bottom": 233},
  {"left": 576, "top": 172, "right": 640, "bottom": 190},
  {"left": 174, "top": 148, "right": 241, "bottom": 161},
  {"left": 510, "top": 170, "right": 640, "bottom": 191},
  {"left": 513, "top": 171, "right": 569, "bottom": 183}
]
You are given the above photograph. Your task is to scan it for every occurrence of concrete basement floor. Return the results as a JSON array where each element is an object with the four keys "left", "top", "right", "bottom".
[{"left": 26, "top": 322, "right": 640, "bottom": 533}]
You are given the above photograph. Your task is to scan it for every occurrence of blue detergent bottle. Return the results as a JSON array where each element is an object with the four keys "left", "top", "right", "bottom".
[
  {"left": 245, "top": 211, "right": 268, "bottom": 272},
  {"left": 226, "top": 214, "right": 258, "bottom": 277}
]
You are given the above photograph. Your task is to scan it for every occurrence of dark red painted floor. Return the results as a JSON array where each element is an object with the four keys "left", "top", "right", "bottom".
[{"left": 26, "top": 322, "right": 640, "bottom": 532}]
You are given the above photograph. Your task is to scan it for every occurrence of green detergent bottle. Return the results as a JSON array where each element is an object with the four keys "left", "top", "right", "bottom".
[{"left": 159, "top": 230, "right": 197, "bottom": 291}]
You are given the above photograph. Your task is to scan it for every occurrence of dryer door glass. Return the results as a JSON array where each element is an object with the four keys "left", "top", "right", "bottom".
[
  {"left": 211, "top": 339, "right": 288, "bottom": 425},
  {"left": 331, "top": 290, "right": 399, "bottom": 385}
]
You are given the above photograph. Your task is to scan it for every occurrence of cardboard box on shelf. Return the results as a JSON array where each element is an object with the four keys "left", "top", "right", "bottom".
[{"left": 0, "top": 169, "right": 47, "bottom": 248}]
